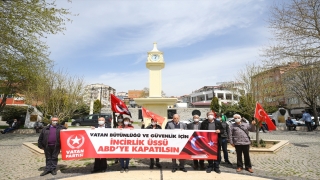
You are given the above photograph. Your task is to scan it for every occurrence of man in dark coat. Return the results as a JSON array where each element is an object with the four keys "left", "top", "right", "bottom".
[
  {"left": 165, "top": 114, "right": 188, "bottom": 172},
  {"left": 91, "top": 117, "right": 111, "bottom": 173},
  {"left": 38, "top": 117, "right": 66, "bottom": 176},
  {"left": 200, "top": 111, "right": 224, "bottom": 174},
  {"left": 187, "top": 114, "right": 205, "bottom": 170}
]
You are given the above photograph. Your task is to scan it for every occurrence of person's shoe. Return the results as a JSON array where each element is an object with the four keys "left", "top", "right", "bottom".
[
  {"left": 40, "top": 170, "right": 50, "bottom": 176},
  {"left": 206, "top": 167, "right": 212, "bottom": 173},
  {"left": 120, "top": 168, "right": 125, "bottom": 173},
  {"left": 180, "top": 168, "right": 187, "bottom": 172},
  {"left": 149, "top": 164, "right": 154, "bottom": 169},
  {"left": 125, "top": 168, "right": 129, "bottom": 173},
  {"left": 51, "top": 169, "right": 57, "bottom": 175},
  {"left": 245, "top": 168, "right": 253, "bottom": 173},
  {"left": 155, "top": 163, "right": 162, "bottom": 168},
  {"left": 1, "top": 131, "right": 4, "bottom": 134},
  {"left": 236, "top": 168, "right": 242, "bottom": 172},
  {"left": 214, "top": 169, "right": 221, "bottom": 174},
  {"left": 172, "top": 168, "right": 177, "bottom": 173},
  {"left": 225, "top": 160, "right": 232, "bottom": 165}
]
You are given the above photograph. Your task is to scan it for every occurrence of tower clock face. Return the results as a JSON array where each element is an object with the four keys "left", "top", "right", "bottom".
[{"left": 151, "top": 54, "right": 160, "bottom": 62}]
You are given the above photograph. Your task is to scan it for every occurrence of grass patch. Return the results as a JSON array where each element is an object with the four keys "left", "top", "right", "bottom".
[{"left": 0, "top": 125, "right": 9, "bottom": 129}]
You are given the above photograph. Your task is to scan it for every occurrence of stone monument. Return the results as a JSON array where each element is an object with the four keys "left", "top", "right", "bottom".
[{"left": 134, "top": 43, "right": 177, "bottom": 128}]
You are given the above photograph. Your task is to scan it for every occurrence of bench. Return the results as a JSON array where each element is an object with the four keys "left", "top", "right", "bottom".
[{"left": 11, "top": 129, "right": 36, "bottom": 134}]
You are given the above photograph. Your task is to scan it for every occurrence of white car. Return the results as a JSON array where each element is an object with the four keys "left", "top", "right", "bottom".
[{"left": 297, "top": 118, "right": 315, "bottom": 126}]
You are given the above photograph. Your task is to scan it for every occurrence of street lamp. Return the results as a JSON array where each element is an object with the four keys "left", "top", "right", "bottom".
[{"left": 89, "top": 87, "right": 98, "bottom": 114}]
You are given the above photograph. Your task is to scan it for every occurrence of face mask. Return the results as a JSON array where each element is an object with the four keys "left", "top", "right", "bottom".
[
  {"left": 208, "top": 115, "right": 214, "bottom": 120},
  {"left": 124, "top": 122, "right": 129, "bottom": 125},
  {"left": 216, "top": 118, "right": 221, "bottom": 121},
  {"left": 235, "top": 118, "right": 241, "bottom": 123},
  {"left": 151, "top": 122, "right": 156, "bottom": 125},
  {"left": 194, "top": 119, "right": 199, "bottom": 122},
  {"left": 52, "top": 121, "right": 58, "bottom": 125},
  {"left": 98, "top": 121, "right": 104, "bottom": 125},
  {"left": 118, "top": 119, "right": 123, "bottom": 122}
]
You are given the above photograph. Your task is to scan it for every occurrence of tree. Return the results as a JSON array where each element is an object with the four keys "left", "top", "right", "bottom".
[
  {"left": 0, "top": 0, "right": 73, "bottom": 113},
  {"left": 93, "top": 99, "right": 102, "bottom": 114},
  {"left": 265, "top": 0, "right": 320, "bottom": 125},
  {"left": 24, "top": 69, "right": 85, "bottom": 122},
  {"left": 210, "top": 97, "right": 220, "bottom": 112}
]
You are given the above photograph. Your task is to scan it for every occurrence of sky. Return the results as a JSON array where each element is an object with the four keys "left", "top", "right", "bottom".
[{"left": 46, "top": 0, "right": 278, "bottom": 97}]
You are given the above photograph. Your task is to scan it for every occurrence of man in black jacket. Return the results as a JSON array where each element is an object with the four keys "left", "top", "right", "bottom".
[
  {"left": 91, "top": 117, "right": 111, "bottom": 173},
  {"left": 38, "top": 117, "right": 66, "bottom": 176},
  {"left": 187, "top": 114, "right": 205, "bottom": 170},
  {"left": 200, "top": 111, "right": 223, "bottom": 174}
]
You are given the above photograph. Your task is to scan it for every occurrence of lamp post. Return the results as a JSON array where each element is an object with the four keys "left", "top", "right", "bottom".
[{"left": 89, "top": 87, "right": 98, "bottom": 114}]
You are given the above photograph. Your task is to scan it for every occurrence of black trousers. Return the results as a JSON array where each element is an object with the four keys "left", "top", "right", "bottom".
[
  {"left": 207, "top": 143, "right": 221, "bottom": 169},
  {"left": 93, "top": 158, "right": 107, "bottom": 171},
  {"left": 306, "top": 122, "right": 313, "bottom": 131},
  {"left": 172, "top": 159, "right": 185, "bottom": 168},
  {"left": 44, "top": 145, "right": 60, "bottom": 171},
  {"left": 193, "top": 159, "right": 204, "bottom": 166},
  {"left": 235, "top": 145, "right": 251, "bottom": 169},
  {"left": 150, "top": 158, "right": 160, "bottom": 165}
]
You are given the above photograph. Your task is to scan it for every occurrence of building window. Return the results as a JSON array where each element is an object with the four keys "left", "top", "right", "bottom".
[
  {"left": 218, "top": 93, "right": 224, "bottom": 100},
  {"left": 226, "top": 94, "right": 232, "bottom": 100}
]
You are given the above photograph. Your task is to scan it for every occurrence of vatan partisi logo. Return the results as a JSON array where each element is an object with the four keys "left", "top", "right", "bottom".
[{"left": 67, "top": 135, "right": 85, "bottom": 149}]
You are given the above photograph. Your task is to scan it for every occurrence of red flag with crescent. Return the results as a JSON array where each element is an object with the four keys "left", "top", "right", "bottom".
[
  {"left": 254, "top": 102, "right": 276, "bottom": 131},
  {"left": 142, "top": 107, "right": 165, "bottom": 125},
  {"left": 110, "top": 94, "right": 131, "bottom": 117}
]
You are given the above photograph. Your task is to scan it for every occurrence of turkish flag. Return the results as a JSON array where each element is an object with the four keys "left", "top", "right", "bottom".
[
  {"left": 110, "top": 94, "right": 131, "bottom": 117},
  {"left": 254, "top": 102, "right": 276, "bottom": 131},
  {"left": 142, "top": 107, "right": 165, "bottom": 125},
  {"left": 180, "top": 131, "right": 218, "bottom": 160}
]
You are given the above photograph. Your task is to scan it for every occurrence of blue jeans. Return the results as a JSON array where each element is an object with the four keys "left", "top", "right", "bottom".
[
  {"left": 119, "top": 158, "right": 130, "bottom": 169},
  {"left": 221, "top": 137, "right": 229, "bottom": 162},
  {"left": 3, "top": 127, "right": 15, "bottom": 134}
]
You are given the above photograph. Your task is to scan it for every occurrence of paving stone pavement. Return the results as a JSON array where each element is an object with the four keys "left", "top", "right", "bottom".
[{"left": 0, "top": 129, "right": 319, "bottom": 180}]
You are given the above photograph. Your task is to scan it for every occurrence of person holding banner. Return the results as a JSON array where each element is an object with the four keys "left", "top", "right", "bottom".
[
  {"left": 144, "top": 118, "right": 163, "bottom": 169},
  {"left": 165, "top": 114, "right": 188, "bottom": 172},
  {"left": 187, "top": 114, "right": 205, "bottom": 170},
  {"left": 228, "top": 114, "right": 256, "bottom": 173},
  {"left": 200, "top": 111, "right": 223, "bottom": 174},
  {"left": 91, "top": 117, "right": 111, "bottom": 173},
  {"left": 38, "top": 117, "right": 66, "bottom": 176},
  {"left": 119, "top": 117, "right": 134, "bottom": 173}
]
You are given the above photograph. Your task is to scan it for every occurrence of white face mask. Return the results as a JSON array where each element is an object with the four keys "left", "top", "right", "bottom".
[
  {"left": 208, "top": 115, "right": 214, "bottom": 120},
  {"left": 151, "top": 122, "right": 156, "bottom": 125},
  {"left": 98, "top": 121, "right": 104, "bottom": 125},
  {"left": 235, "top": 118, "right": 241, "bottom": 123},
  {"left": 118, "top": 119, "right": 123, "bottom": 122},
  {"left": 124, "top": 122, "right": 129, "bottom": 125},
  {"left": 216, "top": 118, "right": 221, "bottom": 121},
  {"left": 52, "top": 121, "right": 58, "bottom": 125},
  {"left": 194, "top": 119, "right": 199, "bottom": 122}
]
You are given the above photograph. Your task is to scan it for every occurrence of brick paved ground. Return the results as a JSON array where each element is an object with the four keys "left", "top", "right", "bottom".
[{"left": 0, "top": 129, "right": 319, "bottom": 180}]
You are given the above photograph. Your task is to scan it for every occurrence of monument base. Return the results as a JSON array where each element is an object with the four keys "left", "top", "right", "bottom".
[{"left": 134, "top": 98, "right": 177, "bottom": 129}]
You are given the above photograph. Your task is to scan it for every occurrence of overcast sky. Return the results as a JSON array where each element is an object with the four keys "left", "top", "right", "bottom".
[{"left": 46, "top": 0, "right": 279, "bottom": 97}]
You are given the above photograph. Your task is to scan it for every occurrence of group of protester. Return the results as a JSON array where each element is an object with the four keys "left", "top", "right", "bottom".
[{"left": 37, "top": 111, "right": 256, "bottom": 176}]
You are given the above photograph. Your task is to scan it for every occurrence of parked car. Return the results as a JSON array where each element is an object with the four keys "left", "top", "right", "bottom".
[
  {"left": 71, "top": 113, "right": 113, "bottom": 126},
  {"left": 297, "top": 118, "right": 315, "bottom": 126},
  {"left": 291, "top": 119, "right": 298, "bottom": 126}
]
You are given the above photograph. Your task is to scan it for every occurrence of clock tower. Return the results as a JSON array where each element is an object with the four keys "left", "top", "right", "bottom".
[
  {"left": 134, "top": 43, "right": 177, "bottom": 129},
  {"left": 146, "top": 43, "right": 164, "bottom": 97}
]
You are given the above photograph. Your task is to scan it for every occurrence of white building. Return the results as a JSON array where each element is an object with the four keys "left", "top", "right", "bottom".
[
  {"left": 83, "top": 83, "right": 116, "bottom": 108},
  {"left": 189, "top": 83, "right": 242, "bottom": 108}
]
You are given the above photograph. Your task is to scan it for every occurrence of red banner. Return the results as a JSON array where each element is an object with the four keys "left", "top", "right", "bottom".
[{"left": 60, "top": 129, "right": 218, "bottom": 160}]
